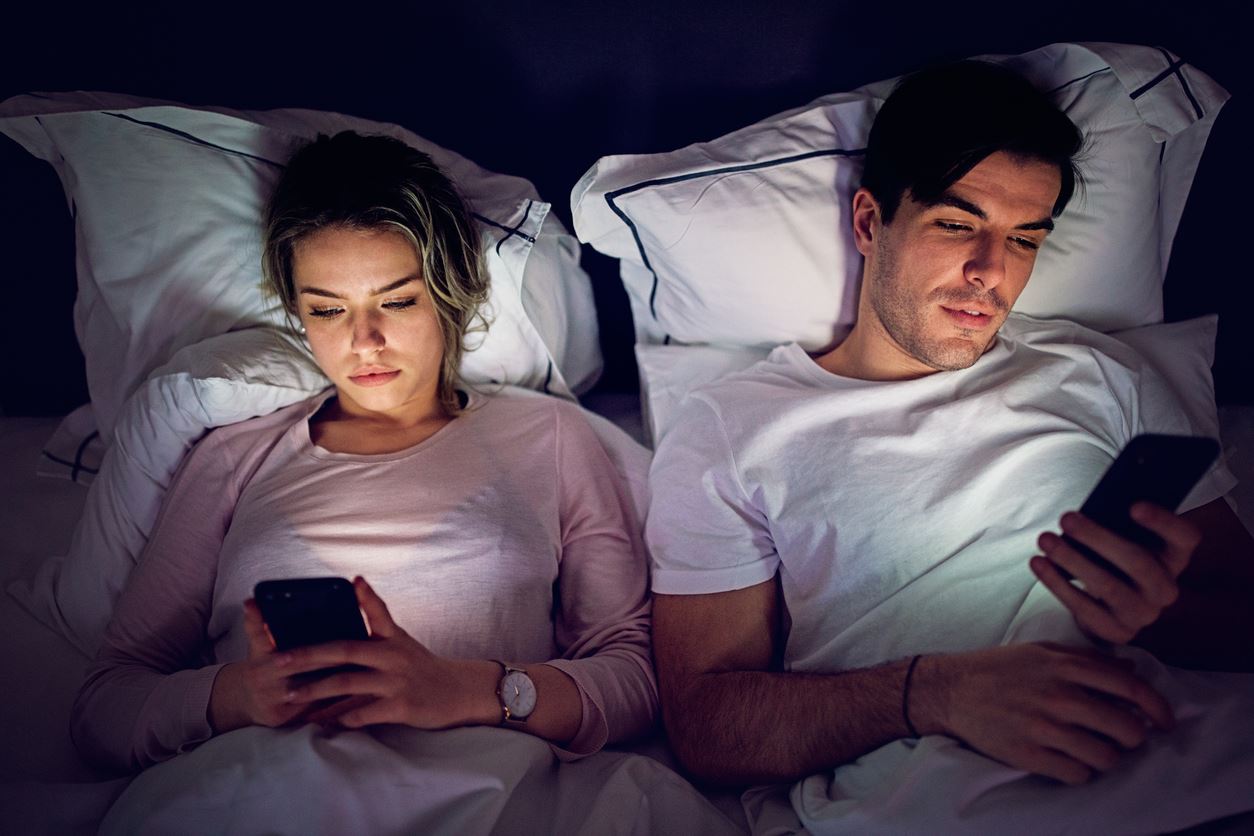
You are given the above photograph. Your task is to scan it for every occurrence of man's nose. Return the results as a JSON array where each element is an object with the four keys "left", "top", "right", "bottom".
[
  {"left": 350, "top": 312, "right": 386, "bottom": 353},
  {"left": 963, "top": 233, "right": 1006, "bottom": 290}
]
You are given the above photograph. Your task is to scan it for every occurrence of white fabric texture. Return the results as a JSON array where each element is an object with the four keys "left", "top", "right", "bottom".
[
  {"left": 572, "top": 42, "right": 1228, "bottom": 348},
  {"left": 646, "top": 315, "right": 1234, "bottom": 668},
  {"left": 97, "top": 725, "right": 740, "bottom": 836},
  {"left": 0, "top": 91, "right": 601, "bottom": 450},
  {"left": 742, "top": 632, "right": 1254, "bottom": 835},
  {"left": 636, "top": 315, "right": 1222, "bottom": 449}
]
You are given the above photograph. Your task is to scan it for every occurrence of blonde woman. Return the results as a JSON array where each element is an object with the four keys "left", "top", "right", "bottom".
[{"left": 72, "top": 133, "right": 657, "bottom": 774}]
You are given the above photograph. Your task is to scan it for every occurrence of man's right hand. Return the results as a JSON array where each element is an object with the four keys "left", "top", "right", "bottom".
[{"left": 914, "top": 642, "right": 1174, "bottom": 785}]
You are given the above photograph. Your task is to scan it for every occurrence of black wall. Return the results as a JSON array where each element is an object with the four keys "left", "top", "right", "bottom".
[{"left": 2, "top": 1, "right": 1248, "bottom": 415}]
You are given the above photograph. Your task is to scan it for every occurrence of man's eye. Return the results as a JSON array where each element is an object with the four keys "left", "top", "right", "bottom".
[
  {"left": 1011, "top": 237, "right": 1040, "bottom": 251},
  {"left": 935, "top": 221, "right": 970, "bottom": 232},
  {"left": 308, "top": 307, "right": 343, "bottom": 319},
  {"left": 383, "top": 298, "right": 417, "bottom": 311}
]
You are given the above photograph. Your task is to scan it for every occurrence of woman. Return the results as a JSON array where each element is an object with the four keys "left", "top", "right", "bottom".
[{"left": 71, "top": 132, "right": 657, "bottom": 773}]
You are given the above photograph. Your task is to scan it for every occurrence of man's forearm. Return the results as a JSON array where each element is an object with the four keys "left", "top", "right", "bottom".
[{"left": 664, "top": 658, "right": 926, "bottom": 786}]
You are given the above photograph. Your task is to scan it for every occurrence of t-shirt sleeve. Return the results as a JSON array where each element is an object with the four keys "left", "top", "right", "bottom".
[
  {"left": 70, "top": 428, "right": 241, "bottom": 771},
  {"left": 1122, "top": 352, "right": 1237, "bottom": 513},
  {"left": 646, "top": 393, "right": 780, "bottom": 595},
  {"left": 542, "top": 405, "right": 658, "bottom": 760}
]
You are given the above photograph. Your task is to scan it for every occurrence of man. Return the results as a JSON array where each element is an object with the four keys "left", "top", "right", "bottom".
[{"left": 646, "top": 60, "right": 1254, "bottom": 797}]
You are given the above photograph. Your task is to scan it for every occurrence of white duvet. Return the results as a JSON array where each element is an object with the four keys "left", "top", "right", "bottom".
[
  {"left": 98, "top": 726, "right": 740, "bottom": 835},
  {"left": 745, "top": 587, "right": 1254, "bottom": 835}
]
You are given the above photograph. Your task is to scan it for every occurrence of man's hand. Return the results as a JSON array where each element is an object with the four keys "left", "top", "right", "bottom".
[
  {"left": 921, "top": 643, "right": 1174, "bottom": 785},
  {"left": 1029, "top": 503, "right": 1202, "bottom": 644}
]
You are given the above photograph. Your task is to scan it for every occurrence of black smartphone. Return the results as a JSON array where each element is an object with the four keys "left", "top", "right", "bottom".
[
  {"left": 1063, "top": 434, "right": 1220, "bottom": 583},
  {"left": 254, "top": 577, "right": 370, "bottom": 685}
]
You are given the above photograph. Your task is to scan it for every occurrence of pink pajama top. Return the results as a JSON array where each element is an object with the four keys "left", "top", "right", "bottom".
[{"left": 73, "top": 389, "right": 657, "bottom": 770}]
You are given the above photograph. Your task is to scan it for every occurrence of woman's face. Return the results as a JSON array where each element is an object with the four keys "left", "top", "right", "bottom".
[{"left": 291, "top": 226, "right": 447, "bottom": 421}]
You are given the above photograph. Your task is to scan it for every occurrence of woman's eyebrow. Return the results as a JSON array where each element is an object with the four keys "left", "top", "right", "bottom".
[{"left": 298, "top": 274, "right": 421, "bottom": 299}]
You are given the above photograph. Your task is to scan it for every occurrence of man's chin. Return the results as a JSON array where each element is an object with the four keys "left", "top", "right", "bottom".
[{"left": 918, "top": 338, "right": 991, "bottom": 371}]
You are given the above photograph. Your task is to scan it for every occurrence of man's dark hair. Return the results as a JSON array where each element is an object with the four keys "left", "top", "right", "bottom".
[{"left": 860, "top": 60, "right": 1084, "bottom": 224}]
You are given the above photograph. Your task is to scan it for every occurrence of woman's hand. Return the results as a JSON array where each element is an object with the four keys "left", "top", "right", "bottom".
[
  {"left": 208, "top": 598, "right": 328, "bottom": 733},
  {"left": 279, "top": 577, "right": 502, "bottom": 730}
]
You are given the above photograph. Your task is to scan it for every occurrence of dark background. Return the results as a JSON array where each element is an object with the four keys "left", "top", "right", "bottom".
[{"left": 2, "top": 1, "right": 1249, "bottom": 417}]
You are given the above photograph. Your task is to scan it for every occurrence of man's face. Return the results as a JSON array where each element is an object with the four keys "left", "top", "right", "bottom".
[{"left": 856, "top": 151, "right": 1061, "bottom": 375}]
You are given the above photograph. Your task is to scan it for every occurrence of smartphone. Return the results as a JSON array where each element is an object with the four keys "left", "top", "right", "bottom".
[
  {"left": 1063, "top": 434, "right": 1220, "bottom": 582},
  {"left": 254, "top": 577, "right": 370, "bottom": 684}
]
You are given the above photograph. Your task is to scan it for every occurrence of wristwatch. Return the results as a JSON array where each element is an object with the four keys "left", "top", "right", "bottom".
[{"left": 494, "top": 662, "right": 537, "bottom": 726}]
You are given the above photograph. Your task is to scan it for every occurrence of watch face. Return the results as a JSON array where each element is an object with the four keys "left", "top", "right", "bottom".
[{"left": 501, "top": 670, "right": 537, "bottom": 720}]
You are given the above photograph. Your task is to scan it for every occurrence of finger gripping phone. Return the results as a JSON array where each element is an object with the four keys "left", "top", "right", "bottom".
[
  {"left": 1065, "top": 434, "right": 1220, "bottom": 579},
  {"left": 254, "top": 577, "right": 370, "bottom": 651}
]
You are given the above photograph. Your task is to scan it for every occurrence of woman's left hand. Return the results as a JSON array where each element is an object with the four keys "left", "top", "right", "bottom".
[{"left": 281, "top": 577, "right": 501, "bottom": 730}]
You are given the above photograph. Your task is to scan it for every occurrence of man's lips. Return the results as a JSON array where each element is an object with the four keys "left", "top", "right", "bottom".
[
  {"left": 940, "top": 305, "right": 995, "bottom": 327},
  {"left": 348, "top": 368, "right": 401, "bottom": 387}
]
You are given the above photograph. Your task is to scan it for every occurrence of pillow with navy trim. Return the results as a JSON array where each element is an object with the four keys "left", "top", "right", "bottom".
[
  {"left": 0, "top": 91, "right": 602, "bottom": 450},
  {"left": 571, "top": 42, "right": 1228, "bottom": 350}
]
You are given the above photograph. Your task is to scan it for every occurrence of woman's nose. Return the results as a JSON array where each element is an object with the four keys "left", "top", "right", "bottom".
[{"left": 351, "top": 313, "right": 385, "bottom": 354}]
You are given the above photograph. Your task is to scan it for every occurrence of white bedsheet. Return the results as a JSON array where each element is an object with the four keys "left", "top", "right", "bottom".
[
  {"left": 743, "top": 587, "right": 1254, "bottom": 834},
  {"left": 98, "top": 725, "right": 737, "bottom": 835}
]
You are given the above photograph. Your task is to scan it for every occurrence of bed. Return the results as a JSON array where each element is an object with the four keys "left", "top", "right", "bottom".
[{"left": 2, "top": 36, "right": 1253, "bottom": 836}]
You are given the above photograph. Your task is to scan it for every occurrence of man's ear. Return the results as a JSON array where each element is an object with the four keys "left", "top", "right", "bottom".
[{"left": 851, "top": 188, "right": 880, "bottom": 257}]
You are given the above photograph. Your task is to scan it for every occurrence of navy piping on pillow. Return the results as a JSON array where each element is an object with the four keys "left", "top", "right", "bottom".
[
  {"left": 494, "top": 200, "right": 536, "bottom": 255},
  {"left": 41, "top": 109, "right": 529, "bottom": 244},
  {"left": 604, "top": 147, "right": 866, "bottom": 326},
  {"left": 542, "top": 360, "right": 553, "bottom": 395},
  {"left": 41, "top": 430, "right": 101, "bottom": 484},
  {"left": 473, "top": 211, "right": 537, "bottom": 246},
  {"left": 603, "top": 60, "right": 1147, "bottom": 332},
  {"left": 1129, "top": 48, "right": 1204, "bottom": 120},
  {"left": 102, "top": 112, "right": 285, "bottom": 168}
]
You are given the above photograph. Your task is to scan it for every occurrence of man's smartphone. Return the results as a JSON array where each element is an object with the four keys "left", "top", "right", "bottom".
[
  {"left": 254, "top": 577, "right": 370, "bottom": 685},
  {"left": 1063, "top": 434, "right": 1220, "bottom": 583}
]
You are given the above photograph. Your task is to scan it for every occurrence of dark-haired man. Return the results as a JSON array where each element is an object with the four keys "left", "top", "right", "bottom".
[{"left": 646, "top": 60, "right": 1254, "bottom": 809}]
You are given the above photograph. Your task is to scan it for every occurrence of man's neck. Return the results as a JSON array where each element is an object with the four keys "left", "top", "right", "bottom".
[{"left": 813, "top": 323, "right": 940, "bottom": 381}]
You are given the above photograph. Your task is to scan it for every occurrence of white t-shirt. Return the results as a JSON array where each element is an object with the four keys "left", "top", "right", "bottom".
[{"left": 646, "top": 315, "right": 1235, "bottom": 672}]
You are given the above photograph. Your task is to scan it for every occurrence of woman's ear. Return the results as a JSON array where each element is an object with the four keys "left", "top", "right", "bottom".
[{"left": 851, "top": 188, "right": 880, "bottom": 257}]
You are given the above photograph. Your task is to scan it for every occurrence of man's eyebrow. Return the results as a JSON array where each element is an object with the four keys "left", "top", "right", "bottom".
[
  {"left": 930, "top": 194, "right": 1054, "bottom": 232},
  {"left": 298, "top": 274, "right": 420, "bottom": 299}
]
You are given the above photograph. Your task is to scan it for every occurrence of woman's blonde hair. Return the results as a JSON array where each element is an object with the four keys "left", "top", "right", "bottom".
[{"left": 262, "top": 131, "right": 488, "bottom": 414}]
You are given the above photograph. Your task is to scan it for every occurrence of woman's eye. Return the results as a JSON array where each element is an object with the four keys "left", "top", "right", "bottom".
[
  {"left": 383, "top": 298, "right": 417, "bottom": 311},
  {"left": 308, "top": 307, "right": 343, "bottom": 319}
]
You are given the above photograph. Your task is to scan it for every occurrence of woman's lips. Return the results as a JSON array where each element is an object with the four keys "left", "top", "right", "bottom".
[{"left": 348, "top": 370, "right": 401, "bottom": 387}]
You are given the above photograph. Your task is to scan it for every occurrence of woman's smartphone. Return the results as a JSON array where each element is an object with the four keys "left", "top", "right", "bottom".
[
  {"left": 254, "top": 577, "right": 370, "bottom": 684},
  {"left": 1063, "top": 434, "right": 1220, "bottom": 582}
]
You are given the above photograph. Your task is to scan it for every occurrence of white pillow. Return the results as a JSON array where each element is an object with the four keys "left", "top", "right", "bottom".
[
  {"left": 572, "top": 43, "right": 1228, "bottom": 348},
  {"left": 8, "top": 329, "right": 328, "bottom": 655},
  {"left": 8, "top": 328, "right": 648, "bottom": 657},
  {"left": 0, "top": 91, "right": 602, "bottom": 449},
  {"left": 636, "top": 317, "right": 1221, "bottom": 450}
]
